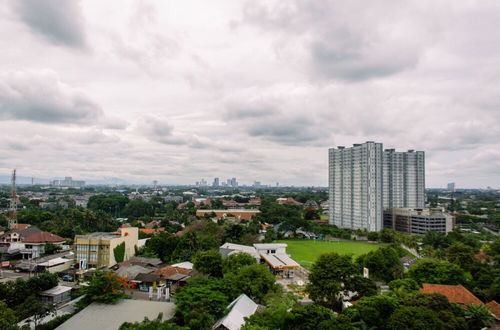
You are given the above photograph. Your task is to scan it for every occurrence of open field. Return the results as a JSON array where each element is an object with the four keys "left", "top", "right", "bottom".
[{"left": 276, "top": 239, "right": 382, "bottom": 268}]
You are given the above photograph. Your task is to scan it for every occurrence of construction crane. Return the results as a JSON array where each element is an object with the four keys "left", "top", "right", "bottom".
[{"left": 8, "top": 169, "right": 18, "bottom": 229}]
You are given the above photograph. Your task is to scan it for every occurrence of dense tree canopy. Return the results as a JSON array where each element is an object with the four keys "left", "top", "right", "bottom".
[
  {"left": 306, "top": 252, "right": 357, "bottom": 308},
  {"left": 408, "top": 259, "right": 467, "bottom": 285},
  {"left": 192, "top": 250, "right": 223, "bottom": 277},
  {"left": 356, "top": 246, "right": 403, "bottom": 282}
]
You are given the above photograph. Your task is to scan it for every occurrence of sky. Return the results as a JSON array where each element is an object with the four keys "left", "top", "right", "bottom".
[{"left": 0, "top": 0, "right": 499, "bottom": 188}]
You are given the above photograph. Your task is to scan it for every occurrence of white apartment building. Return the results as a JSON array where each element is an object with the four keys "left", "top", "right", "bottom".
[
  {"left": 328, "top": 142, "right": 384, "bottom": 231},
  {"left": 328, "top": 142, "right": 425, "bottom": 232},
  {"left": 383, "top": 149, "right": 425, "bottom": 209}
]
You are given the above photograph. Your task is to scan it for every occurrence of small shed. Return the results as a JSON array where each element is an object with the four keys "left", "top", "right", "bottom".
[
  {"left": 133, "top": 273, "right": 163, "bottom": 291},
  {"left": 39, "top": 285, "right": 72, "bottom": 304}
]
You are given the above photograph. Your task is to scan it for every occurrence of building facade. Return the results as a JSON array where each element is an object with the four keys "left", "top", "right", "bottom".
[
  {"left": 328, "top": 142, "right": 384, "bottom": 231},
  {"left": 74, "top": 227, "right": 138, "bottom": 268},
  {"left": 329, "top": 141, "right": 425, "bottom": 232},
  {"left": 383, "top": 208, "right": 454, "bottom": 234},
  {"left": 383, "top": 149, "right": 425, "bottom": 209}
]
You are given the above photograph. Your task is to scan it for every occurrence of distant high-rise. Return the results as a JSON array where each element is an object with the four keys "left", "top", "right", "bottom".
[
  {"left": 447, "top": 182, "right": 456, "bottom": 192},
  {"left": 213, "top": 177, "right": 220, "bottom": 187},
  {"left": 51, "top": 177, "right": 85, "bottom": 188},
  {"left": 328, "top": 142, "right": 425, "bottom": 232}
]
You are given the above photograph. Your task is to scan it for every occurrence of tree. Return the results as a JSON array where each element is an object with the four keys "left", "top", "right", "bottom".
[
  {"left": 343, "top": 296, "right": 400, "bottom": 329},
  {"left": 18, "top": 295, "right": 56, "bottom": 328},
  {"left": 222, "top": 252, "right": 257, "bottom": 274},
  {"left": 0, "top": 301, "right": 17, "bottom": 330},
  {"left": 226, "top": 264, "right": 278, "bottom": 304},
  {"left": 171, "top": 231, "right": 200, "bottom": 261},
  {"left": 356, "top": 246, "right": 403, "bottom": 282},
  {"left": 402, "top": 293, "right": 454, "bottom": 313},
  {"left": 387, "top": 306, "right": 445, "bottom": 330},
  {"left": 84, "top": 271, "right": 128, "bottom": 304},
  {"left": 463, "top": 304, "right": 494, "bottom": 329},
  {"left": 446, "top": 242, "right": 475, "bottom": 271},
  {"left": 306, "top": 253, "right": 357, "bottom": 308},
  {"left": 423, "top": 231, "right": 450, "bottom": 249},
  {"left": 263, "top": 228, "right": 277, "bottom": 243},
  {"left": 192, "top": 250, "right": 223, "bottom": 277},
  {"left": 124, "top": 200, "right": 154, "bottom": 218},
  {"left": 348, "top": 276, "right": 378, "bottom": 299},
  {"left": 145, "top": 232, "right": 179, "bottom": 262},
  {"left": 114, "top": 242, "right": 126, "bottom": 263},
  {"left": 44, "top": 242, "right": 63, "bottom": 255},
  {"left": 379, "top": 228, "right": 398, "bottom": 243},
  {"left": 174, "top": 283, "right": 229, "bottom": 329},
  {"left": 283, "top": 304, "right": 335, "bottom": 330},
  {"left": 408, "top": 259, "right": 467, "bottom": 285},
  {"left": 388, "top": 278, "right": 420, "bottom": 292},
  {"left": 367, "top": 232, "right": 379, "bottom": 241}
]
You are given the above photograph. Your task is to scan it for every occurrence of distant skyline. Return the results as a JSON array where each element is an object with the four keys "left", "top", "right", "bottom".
[{"left": 0, "top": 1, "right": 499, "bottom": 188}]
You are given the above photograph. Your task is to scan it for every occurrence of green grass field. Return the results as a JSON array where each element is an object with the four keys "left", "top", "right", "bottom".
[{"left": 276, "top": 239, "right": 382, "bottom": 268}]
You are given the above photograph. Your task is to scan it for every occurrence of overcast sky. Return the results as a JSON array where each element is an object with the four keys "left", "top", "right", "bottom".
[{"left": 0, "top": 0, "right": 499, "bottom": 188}]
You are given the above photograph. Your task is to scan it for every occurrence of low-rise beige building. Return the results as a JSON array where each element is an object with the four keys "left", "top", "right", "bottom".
[{"left": 74, "top": 227, "right": 138, "bottom": 268}]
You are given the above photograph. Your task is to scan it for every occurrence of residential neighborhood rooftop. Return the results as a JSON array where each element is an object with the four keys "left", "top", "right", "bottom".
[{"left": 420, "top": 284, "right": 483, "bottom": 306}]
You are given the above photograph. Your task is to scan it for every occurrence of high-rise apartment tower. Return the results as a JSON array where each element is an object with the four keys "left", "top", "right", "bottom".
[
  {"left": 328, "top": 142, "right": 384, "bottom": 231},
  {"left": 328, "top": 142, "right": 425, "bottom": 231},
  {"left": 383, "top": 149, "right": 425, "bottom": 209}
]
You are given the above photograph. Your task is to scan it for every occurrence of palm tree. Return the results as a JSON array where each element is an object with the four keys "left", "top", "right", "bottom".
[{"left": 463, "top": 304, "right": 494, "bottom": 329}]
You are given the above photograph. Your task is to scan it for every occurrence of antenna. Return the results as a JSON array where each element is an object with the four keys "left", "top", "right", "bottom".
[{"left": 8, "top": 169, "right": 18, "bottom": 229}]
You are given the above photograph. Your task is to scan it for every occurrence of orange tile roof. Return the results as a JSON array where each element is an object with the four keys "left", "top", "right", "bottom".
[
  {"left": 23, "top": 231, "right": 65, "bottom": 243},
  {"left": 420, "top": 284, "right": 483, "bottom": 306},
  {"left": 153, "top": 266, "right": 191, "bottom": 278},
  {"left": 486, "top": 301, "right": 500, "bottom": 318},
  {"left": 139, "top": 228, "right": 165, "bottom": 234},
  {"left": 12, "top": 224, "right": 30, "bottom": 230}
]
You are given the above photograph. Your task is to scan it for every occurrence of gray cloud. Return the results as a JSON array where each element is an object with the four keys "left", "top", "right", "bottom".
[
  {"left": 223, "top": 100, "right": 330, "bottom": 146},
  {"left": 0, "top": 70, "right": 102, "bottom": 124},
  {"left": 247, "top": 117, "right": 326, "bottom": 145},
  {"left": 223, "top": 105, "right": 278, "bottom": 120},
  {"left": 242, "top": 0, "right": 428, "bottom": 81},
  {"left": 12, "top": 0, "right": 86, "bottom": 48}
]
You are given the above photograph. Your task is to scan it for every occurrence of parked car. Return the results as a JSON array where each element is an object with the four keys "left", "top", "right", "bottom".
[{"left": 62, "top": 274, "right": 73, "bottom": 282}]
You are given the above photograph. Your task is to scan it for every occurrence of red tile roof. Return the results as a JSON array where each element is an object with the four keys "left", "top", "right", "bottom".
[
  {"left": 153, "top": 266, "right": 191, "bottom": 278},
  {"left": 23, "top": 231, "right": 65, "bottom": 243},
  {"left": 486, "top": 301, "right": 500, "bottom": 318},
  {"left": 12, "top": 224, "right": 30, "bottom": 230},
  {"left": 420, "top": 284, "right": 483, "bottom": 306},
  {"left": 140, "top": 228, "right": 165, "bottom": 235}
]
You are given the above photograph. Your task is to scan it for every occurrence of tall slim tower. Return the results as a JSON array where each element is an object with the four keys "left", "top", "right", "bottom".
[
  {"left": 328, "top": 142, "right": 383, "bottom": 231},
  {"left": 8, "top": 169, "right": 18, "bottom": 229},
  {"left": 383, "top": 149, "right": 425, "bottom": 209}
]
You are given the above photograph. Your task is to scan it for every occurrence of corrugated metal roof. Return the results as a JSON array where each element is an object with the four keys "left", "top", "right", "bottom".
[
  {"left": 260, "top": 253, "right": 299, "bottom": 268},
  {"left": 213, "top": 294, "right": 258, "bottom": 330}
]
